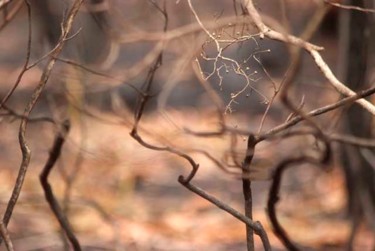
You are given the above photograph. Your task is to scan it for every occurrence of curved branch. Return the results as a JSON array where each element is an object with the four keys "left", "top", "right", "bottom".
[
  {"left": 2, "top": 0, "right": 83, "bottom": 237},
  {"left": 267, "top": 135, "right": 330, "bottom": 250},
  {"left": 40, "top": 121, "right": 81, "bottom": 251}
]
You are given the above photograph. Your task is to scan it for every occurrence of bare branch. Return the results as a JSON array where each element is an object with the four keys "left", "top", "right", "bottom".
[
  {"left": 2, "top": 0, "right": 83, "bottom": 236},
  {"left": 0, "top": 0, "right": 22, "bottom": 32},
  {"left": 267, "top": 129, "right": 331, "bottom": 250},
  {"left": 178, "top": 180, "right": 271, "bottom": 251},
  {"left": 1, "top": 104, "right": 55, "bottom": 124},
  {"left": 40, "top": 121, "right": 81, "bottom": 251},
  {"left": 259, "top": 85, "right": 375, "bottom": 141},
  {"left": 0, "top": 0, "right": 31, "bottom": 109},
  {"left": 242, "top": 0, "right": 375, "bottom": 115},
  {"left": 324, "top": 0, "right": 375, "bottom": 13},
  {"left": 241, "top": 135, "right": 256, "bottom": 251},
  {"left": 0, "top": 221, "right": 14, "bottom": 251}
]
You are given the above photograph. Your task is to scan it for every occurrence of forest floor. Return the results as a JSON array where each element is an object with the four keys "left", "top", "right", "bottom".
[{"left": 0, "top": 108, "right": 374, "bottom": 251}]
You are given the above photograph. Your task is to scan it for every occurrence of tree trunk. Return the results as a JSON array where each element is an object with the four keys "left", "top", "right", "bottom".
[{"left": 338, "top": 0, "right": 375, "bottom": 245}]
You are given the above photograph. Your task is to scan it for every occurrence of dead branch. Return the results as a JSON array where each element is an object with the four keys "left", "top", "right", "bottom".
[
  {"left": 0, "top": 104, "right": 55, "bottom": 124},
  {"left": 324, "top": 0, "right": 375, "bottom": 13},
  {"left": 0, "top": 0, "right": 23, "bottom": 32},
  {"left": 0, "top": 221, "right": 13, "bottom": 251},
  {"left": 267, "top": 157, "right": 310, "bottom": 251},
  {"left": 267, "top": 131, "right": 331, "bottom": 250},
  {"left": 118, "top": 15, "right": 251, "bottom": 44},
  {"left": 129, "top": 2, "right": 199, "bottom": 184},
  {"left": 1, "top": 0, "right": 83, "bottom": 241},
  {"left": 188, "top": 85, "right": 375, "bottom": 140},
  {"left": 329, "top": 133, "right": 375, "bottom": 148},
  {"left": 0, "top": 0, "right": 31, "bottom": 109},
  {"left": 40, "top": 120, "right": 82, "bottom": 251},
  {"left": 241, "top": 135, "right": 256, "bottom": 251},
  {"left": 242, "top": 0, "right": 375, "bottom": 115},
  {"left": 259, "top": 85, "right": 375, "bottom": 142},
  {"left": 178, "top": 180, "right": 271, "bottom": 251}
]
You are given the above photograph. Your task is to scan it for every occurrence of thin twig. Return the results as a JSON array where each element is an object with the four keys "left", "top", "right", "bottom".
[
  {"left": 179, "top": 180, "right": 271, "bottom": 251},
  {"left": 324, "top": 0, "right": 375, "bottom": 13},
  {"left": 129, "top": 1, "right": 200, "bottom": 183},
  {"left": 329, "top": 133, "right": 375, "bottom": 148},
  {"left": 1, "top": 104, "right": 55, "bottom": 124},
  {"left": 0, "top": 0, "right": 22, "bottom": 32},
  {"left": 242, "top": 0, "right": 375, "bottom": 115},
  {"left": 0, "top": 221, "right": 14, "bottom": 251},
  {"left": 262, "top": 128, "right": 375, "bottom": 149},
  {"left": 119, "top": 15, "right": 251, "bottom": 43},
  {"left": 185, "top": 84, "right": 375, "bottom": 139},
  {"left": 259, "top": 85, "right": 375, "bottom": 142},
  {"left": 2, "top": 0, "right": 83, "bottom": 239},
  {"left": 0, "top": 0, "right": 31, "bottom": 109}
]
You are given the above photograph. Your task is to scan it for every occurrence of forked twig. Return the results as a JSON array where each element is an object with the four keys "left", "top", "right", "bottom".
[
  {"left": 178, "top": 180, "right": 271, "bottom": 251},
  {"left": 242, "top": 0, "right": 375, "bottom": 115},
  {"left": 1, "top": 0, "right": 83, "bottom": 244},
  {"left": 185, "top": 83, "right": 375, "bottom": 139},
  {"left": 0, "top": 221, "right": 13, "bottom": 251}
]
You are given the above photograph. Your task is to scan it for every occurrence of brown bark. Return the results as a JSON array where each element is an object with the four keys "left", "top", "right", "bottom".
[{"left": 339, "top": 0, "right": 375, "bottom": 243}]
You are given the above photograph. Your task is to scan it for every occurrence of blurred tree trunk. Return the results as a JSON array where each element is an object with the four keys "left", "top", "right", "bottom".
[{"left": 338, "top": 0, "right": 375, "bottom": 244}]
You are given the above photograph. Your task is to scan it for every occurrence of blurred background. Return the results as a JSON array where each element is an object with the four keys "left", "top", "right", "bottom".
[{"left": 0, "top": 0, "right": 374, "bottom": 250}]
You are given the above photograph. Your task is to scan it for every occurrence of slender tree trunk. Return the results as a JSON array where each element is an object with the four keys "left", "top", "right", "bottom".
[{"left": 338, "top": 0, "right": 375, "bottom": 246}]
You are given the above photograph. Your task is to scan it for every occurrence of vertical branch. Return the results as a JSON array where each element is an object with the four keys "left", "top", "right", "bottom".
[
  {"left": 1, "top": 0, "right": 83, "bottom": 242},
  {"left": 337, "top": 0, "right": 375, "bottom": 248},
  {"left": 241, "top": 135, "right": 256, "bottom": 251},
  {"left": 40, "top": 121, "right": 82, "bottom": 251}
]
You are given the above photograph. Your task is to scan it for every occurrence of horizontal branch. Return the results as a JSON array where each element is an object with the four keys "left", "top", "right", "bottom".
[{"left": 324, "top": 0, "right": 375, "bottom": 13}]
